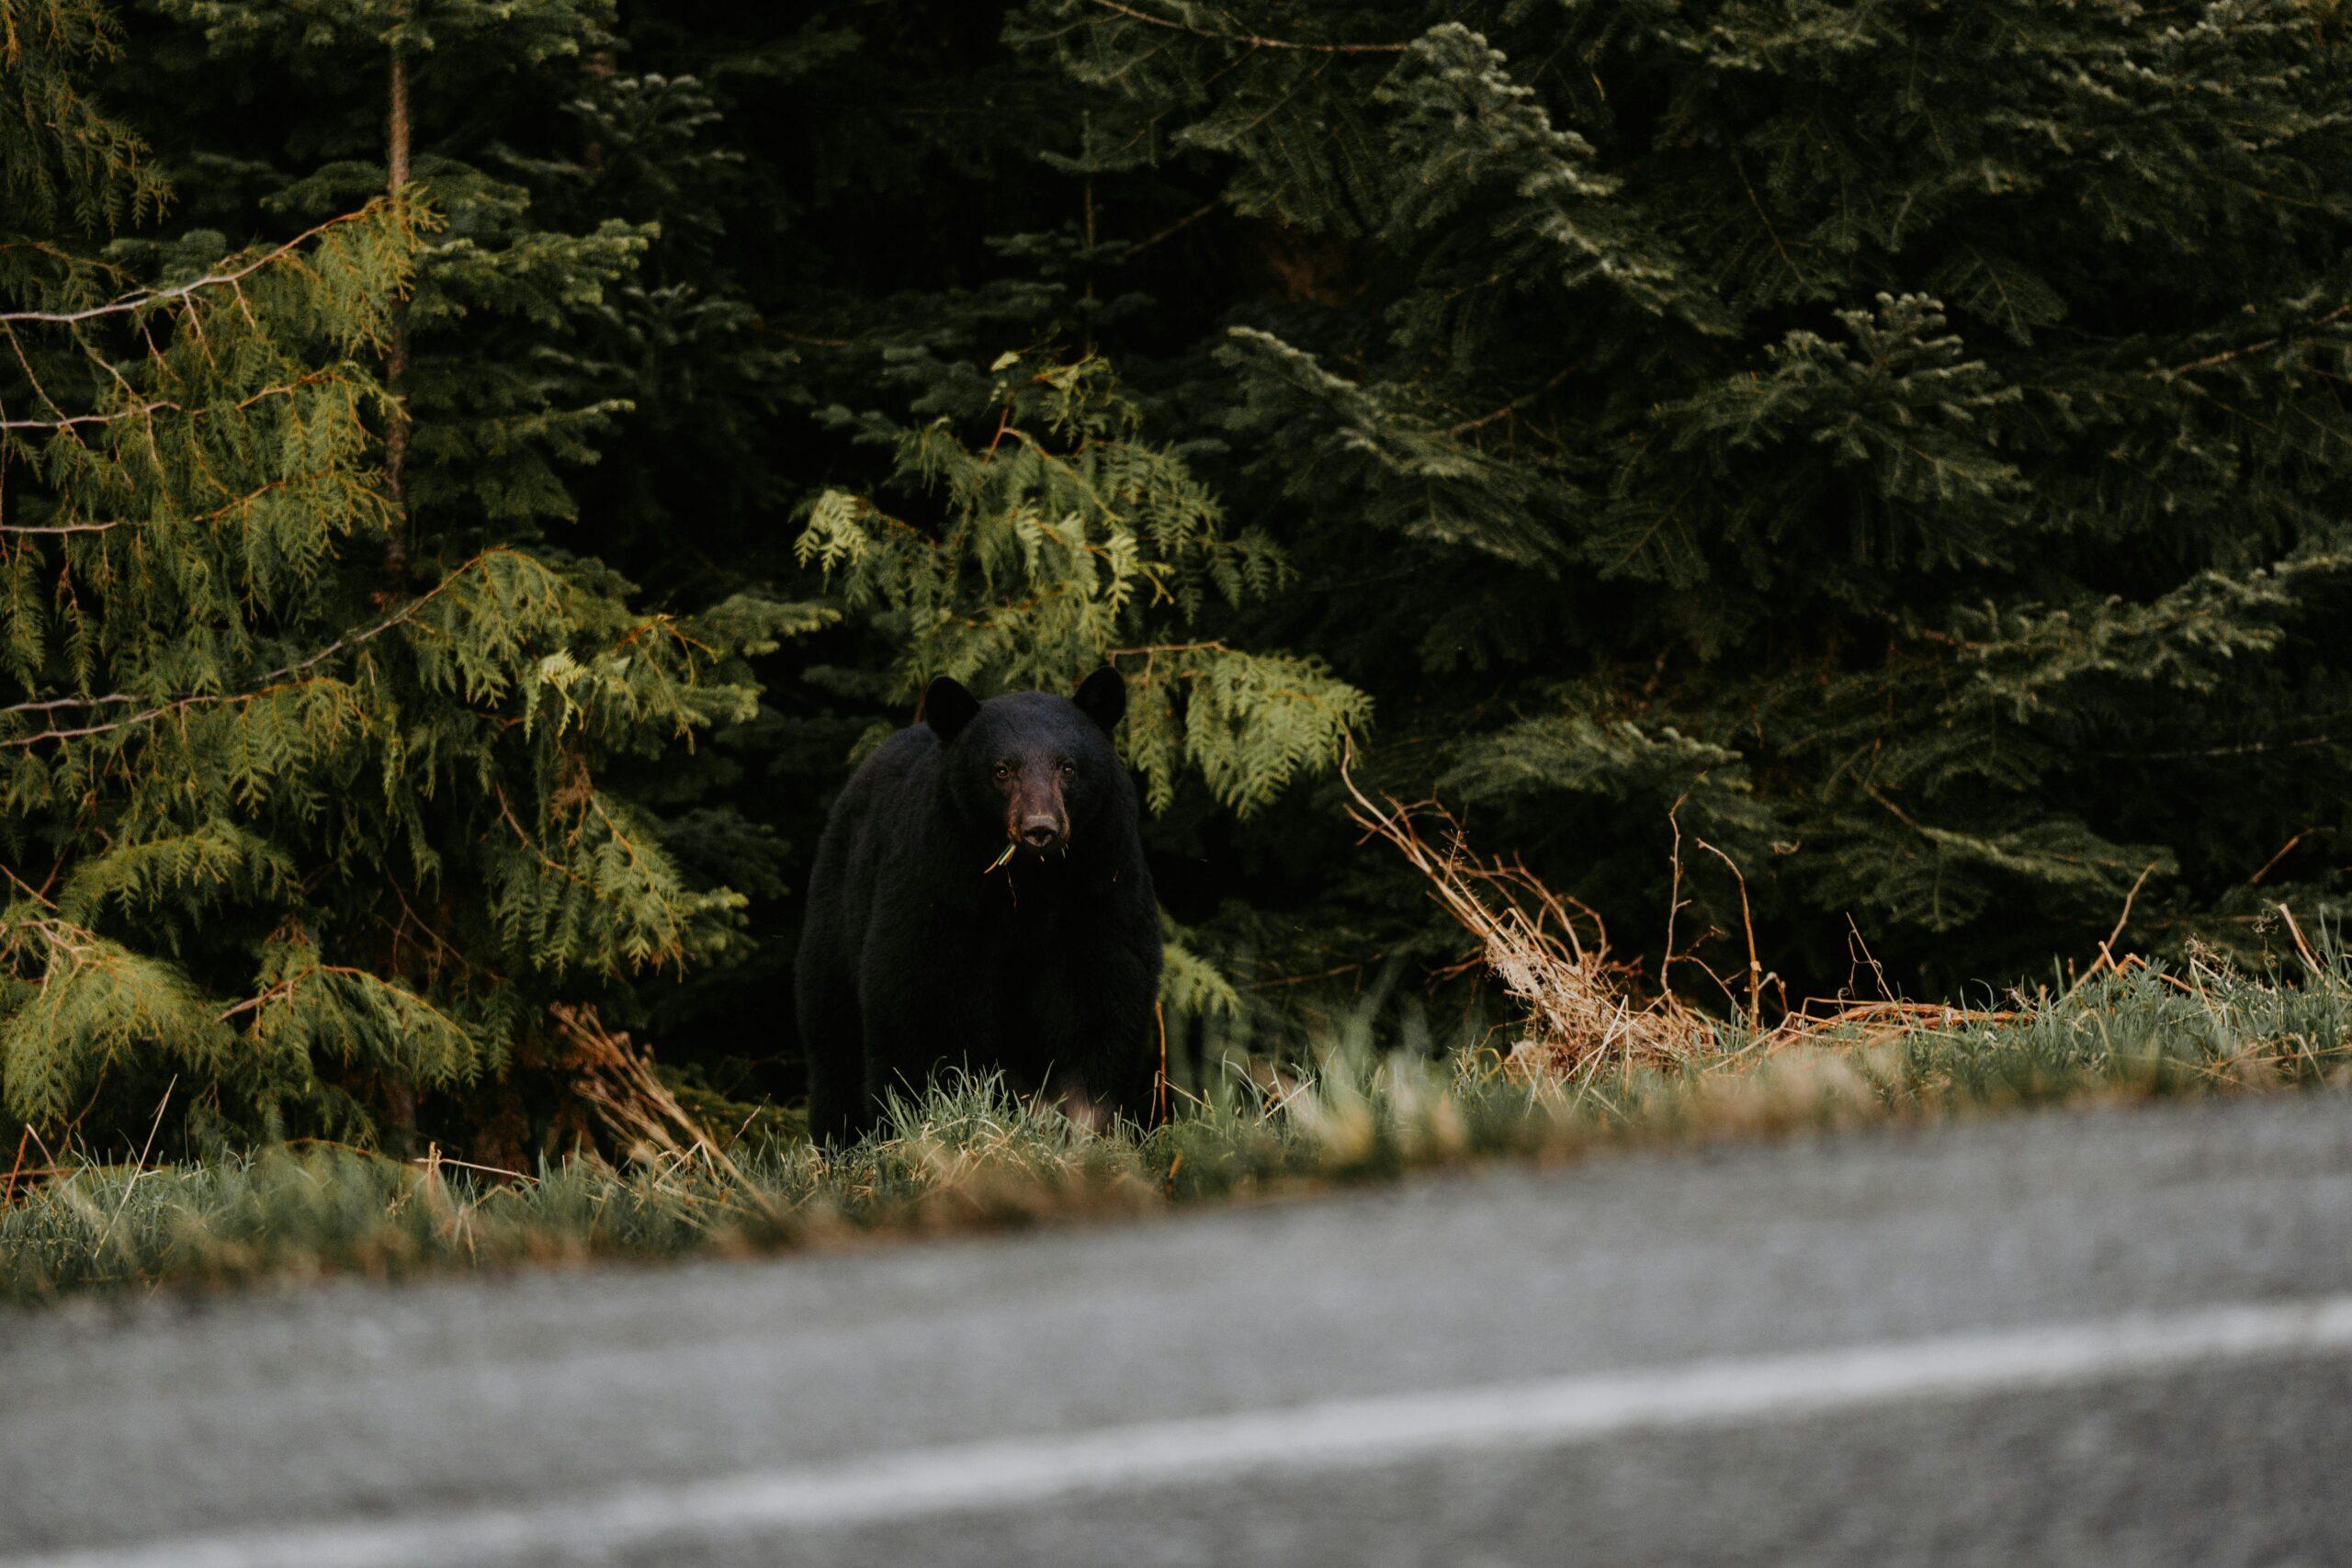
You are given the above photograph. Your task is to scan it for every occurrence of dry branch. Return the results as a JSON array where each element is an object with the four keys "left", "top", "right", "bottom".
[
  {"left": 1338, "top": 746, "right": 2023, "bottom": 1076},
  {"left": 1339, "top": 747, "right": 1708, "bottom": 1074}
]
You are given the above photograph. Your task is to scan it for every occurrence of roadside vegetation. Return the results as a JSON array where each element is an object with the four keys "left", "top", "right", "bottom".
[{"left": 9, "top": 941, "right": 2346, "bottom": 1305}]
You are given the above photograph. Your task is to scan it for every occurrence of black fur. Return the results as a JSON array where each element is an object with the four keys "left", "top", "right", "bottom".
[{"left": 796, "top": 669, "right": 1163, "bottom": 1144}]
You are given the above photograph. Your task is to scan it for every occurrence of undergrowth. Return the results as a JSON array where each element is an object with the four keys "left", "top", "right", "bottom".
[{"left": 6, "top": 953, "right": 2348, "bottom": 1305}]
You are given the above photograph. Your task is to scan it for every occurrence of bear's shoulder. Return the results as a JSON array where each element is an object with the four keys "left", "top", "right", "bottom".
[{"left": 847, "top": 723, "right": 940, "bottom": 788}]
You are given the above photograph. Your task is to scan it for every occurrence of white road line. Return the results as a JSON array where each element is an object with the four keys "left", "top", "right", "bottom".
[{"left": 18, "top": 1293, "right": 2352, "bottom": 1568}]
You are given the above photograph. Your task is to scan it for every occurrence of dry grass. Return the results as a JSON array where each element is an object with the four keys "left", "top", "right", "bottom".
[
  {"left": 7, "top": 943, "right": 2349, "bottom": 1306},
  {"left": 1334, "top": 753, "right": 2171, "bottom": 1082}
]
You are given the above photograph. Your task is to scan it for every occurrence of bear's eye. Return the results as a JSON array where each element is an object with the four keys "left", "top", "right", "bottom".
[
  {"left": 1058, "top": 760, "right": 1078, "bottom": 778},
  {"left": 992, "top": 760, "right": 1014, "bottom": 781}
]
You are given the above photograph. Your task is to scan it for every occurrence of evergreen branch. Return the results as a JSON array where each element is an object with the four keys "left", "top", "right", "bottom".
[
  {"left": 2163, "top": 303, "right": 2352, "bottom": 377},
  {"left": 1447, "top": 364, "right": 1577, "bottom": 436},
  {"left": 213, "top": 963, "right": 373, "bottom": 1023},
  {"left": 3, "top": 311, "right": 76, "bottom": 424},
  {"left": 0, "top": 466, "right": 346, "bottom": 537},
  {"left": 215, "top": 960, "right": 471, "bottom": 1045},
  {"left": 248, "top": 554, "right": 493, "bottom": 684},
  {"left": 0, "top": 211, "right": 376, "bottom": 328},
  {"left": 0, "top": 694, "right": 138, "bottom": 717},
  {"left": 0, "top": 549, "right": 506, "bottom": 750},
  {"left": 1, "top": 863, "right": 63, "bottom": 911},
  {"left": 1730, "top": 150, "right": 1805, "bottom": 295},
  {"left": 1125, "top": 200, "right": 1221, "bottom": 256},
  {"left": 2089, "top": 734, "right": 2339, "bottom": 761},
  {"left": 492, "top": 783, "right": 596, "bottom": 892},
  {"left": 1110, "top": 639, "right": 1231, "bottom": 660},
  {"left": 1083, "top": 1, "right": 1409, "bottom": 54},
  {"left": 0, "top": 370, "right": 341, "bottom": 432}
]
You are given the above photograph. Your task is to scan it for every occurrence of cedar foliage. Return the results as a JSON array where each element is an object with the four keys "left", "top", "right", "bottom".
[
  {"left": 8, "top": 0, "right": 2352, "bottom": 1150},
  {"left": 797, "top": 353, "right": 1367, "bottom": 817}
]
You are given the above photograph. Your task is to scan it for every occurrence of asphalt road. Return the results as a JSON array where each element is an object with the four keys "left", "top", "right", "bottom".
[{"left": 6, "top": 1093, "right": 2352, "bottom": 1567}]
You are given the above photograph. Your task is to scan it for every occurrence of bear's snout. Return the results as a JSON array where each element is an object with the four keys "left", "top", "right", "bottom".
[{"left": 1004, "top": 763, "right": 1069, "bottom": 852}]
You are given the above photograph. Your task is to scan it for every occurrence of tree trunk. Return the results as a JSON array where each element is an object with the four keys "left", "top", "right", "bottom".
[{"left": 383, "top": 25, "right": 413, "bottom": 577}]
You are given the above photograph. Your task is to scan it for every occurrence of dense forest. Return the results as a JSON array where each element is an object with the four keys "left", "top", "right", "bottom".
[{"left": 6, "top": 0, "right": 2352, "bottom": 1158}]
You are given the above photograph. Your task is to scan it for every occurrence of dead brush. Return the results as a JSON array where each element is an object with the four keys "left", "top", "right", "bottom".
[
  {"left": 1340, "top": 752, "right": 1713, "bottom": 1077},
  {"left": 1338, "top": 751, "right": 2022, "bottom": 1077},
  {"left": 546, "top": 1002, "right": 781, "bottom": 1223}
]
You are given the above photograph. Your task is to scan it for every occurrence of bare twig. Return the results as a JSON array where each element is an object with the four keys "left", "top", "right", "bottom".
[
  {"left": 545, "top": 1003, "right": 776, "bottom": 1219},
  {"left": 2249, "top": 830, "right": 2317, "bottom": 886},
  {"left": 2067, "top": 861, "right": 2159, "bottom": 996},
  {"left": 1660, "top": 794, "right": 1688, "bottom": 996},
  {"left": 1695, "top": 839, "right": 1764, "bottom": 1033},
  {"left": 0, "top": 548, "right": 504, "bottom": 750},
  {"left": 2164, "top": 302, "right": 2352, "bottom": 378},
  {"left": 1125, "top": 200, "right": 1220, "bottom": 257},
  {"left": 0, "top": 213, "right": 373, "bottom": 327},
  {"left": 1, "top": 1127, "right": 31, "bottom": 1209},
  {"left": 1084, "top": 0, "right": 1410, "bottom": 53},
  {"left": 1155, "top": 998, "right": 1170, "bottom": 1125},
  {"left": 1844, "top": 914, "right": 1894, "bottom": 1003},
  {"left": 2277, "top": 903, "right": 2325, "bottom": 976},
  {"left": 1447, "top": 364, "right": 1577, "bottom": 437}
]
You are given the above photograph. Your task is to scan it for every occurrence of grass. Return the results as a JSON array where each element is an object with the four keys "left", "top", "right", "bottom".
[{"left": 6, "top": 951, "right": 2350, "bottom": 1306}]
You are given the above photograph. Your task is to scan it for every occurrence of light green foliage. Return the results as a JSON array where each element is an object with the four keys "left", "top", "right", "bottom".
[
  {"left": 1159, "top": 914, "right": 1244, "bottom": 1030},
  {"left": 0, "top": 918, "right": 238, "bottom": 1124},
  {"left": 0, "top": 8, "right": 774, "bottom": 1146},
  {"left": 798, "top": 354, "right": 1370, "bottom": 816}
]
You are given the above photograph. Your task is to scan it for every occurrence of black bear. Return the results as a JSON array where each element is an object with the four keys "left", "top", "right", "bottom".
[{"left": 796, "top": 667, "right": 1163, "bottom": 1144}]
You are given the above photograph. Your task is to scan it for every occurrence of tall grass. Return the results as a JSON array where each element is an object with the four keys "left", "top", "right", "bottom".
[{"left": 6, "top": 953, "right": 2348, "bottom": 1305}]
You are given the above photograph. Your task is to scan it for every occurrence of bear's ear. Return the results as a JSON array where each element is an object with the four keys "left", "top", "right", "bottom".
[
  {"left": 921, "top": 676, "right": 981, "bottom": 743},
  {"left": 1073, "top": 665, "right": 1125, "bottom": 734}
]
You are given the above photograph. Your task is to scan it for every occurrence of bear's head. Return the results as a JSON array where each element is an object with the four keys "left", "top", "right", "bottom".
[{"left": 922, "top": 668, "right": 1129, "bottom": 857}]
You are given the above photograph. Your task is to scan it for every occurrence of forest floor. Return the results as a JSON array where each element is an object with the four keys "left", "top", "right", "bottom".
[{"left": 5, "top": 953, "right": 2347, "bottom": 1305}]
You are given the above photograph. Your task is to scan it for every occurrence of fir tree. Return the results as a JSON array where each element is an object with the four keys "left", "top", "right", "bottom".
[
  {"left": 140, "top": 0, "right": 651, "bottom": 556},
  {"left": 1012, "top": 0, "right": 2352, "bottom": 995}
]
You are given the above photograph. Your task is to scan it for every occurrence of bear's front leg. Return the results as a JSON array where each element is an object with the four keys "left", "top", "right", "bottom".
[
  {"left": 1068, "top": 929, "right": 1165, "bottom": 1130},
  {"left": 856, "top": 930, "right": 1006, "bottom": 1125}
]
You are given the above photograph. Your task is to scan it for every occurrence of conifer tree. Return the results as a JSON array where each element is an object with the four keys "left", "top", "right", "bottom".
[
  {"left": 140, "top": 0, "right": 651, "bottom": 555},
  {"left": 101, "top": 0, "right": 836, "bottom": 1090},
  {"left": 0, "top": 0, "right": 765, "bottom": 1152},
  {"left": 1007, "top": 0, "right": 2352, "bottom": 993}
]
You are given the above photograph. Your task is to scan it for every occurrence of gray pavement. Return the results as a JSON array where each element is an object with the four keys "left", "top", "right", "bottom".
[{"left": 5, "top": 1093, "right": 2352, "bottom": 1565}]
